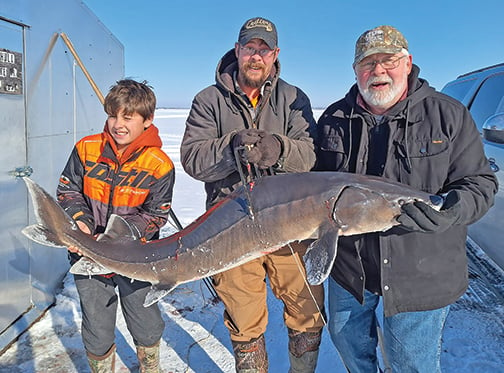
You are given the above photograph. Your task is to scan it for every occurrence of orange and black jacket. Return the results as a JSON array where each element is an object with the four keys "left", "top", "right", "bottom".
[{"left": 57, "top": 124, "right": 174, "bottom": 242}]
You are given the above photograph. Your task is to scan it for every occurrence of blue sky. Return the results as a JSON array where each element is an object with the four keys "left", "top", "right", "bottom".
[{"left": 84, "top": 0, "right": 503, "bottom": 109}]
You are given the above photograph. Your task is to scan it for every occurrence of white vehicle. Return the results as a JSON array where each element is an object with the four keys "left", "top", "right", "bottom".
[{"left": 442, "top": 63, "right": 504, "bottom": 270}]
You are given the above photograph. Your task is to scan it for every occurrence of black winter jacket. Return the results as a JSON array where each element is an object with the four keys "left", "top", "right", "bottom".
[
  {"left": 316, "top": 65, "right": 498, "bottom": 316},
  {"left": 181, "top": 49, "right": 317, "bottom": 208}
]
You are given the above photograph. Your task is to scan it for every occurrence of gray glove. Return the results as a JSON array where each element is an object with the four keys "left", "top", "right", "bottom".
[
  {"left": 397, "top": 191, "right": 461, "bottom": 233},
  {"left": 232, "top": 129, "right": 264, "bottom": 149},
  {"left": 246, "top": 132, "right": 282, "bottom": 169},
  {"left": 232, "top": 129, "right": 282, "bottom": 169}
]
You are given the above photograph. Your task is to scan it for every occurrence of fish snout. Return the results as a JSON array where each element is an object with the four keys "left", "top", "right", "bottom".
[{"left": 400, "top": 195, "right": 444, "bottom": 211}]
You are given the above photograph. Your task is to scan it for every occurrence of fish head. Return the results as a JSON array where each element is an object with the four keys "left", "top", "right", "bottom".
[{"left": 331, "top": 185, "right": 442, "bottom": 236}]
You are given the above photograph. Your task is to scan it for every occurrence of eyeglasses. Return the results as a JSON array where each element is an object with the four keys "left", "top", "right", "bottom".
[
  {"left": 239, "top": 46, "right": 275, "bottom": 58},
  {"left": 356, "top": 55, "right": 407, "bottom": 72}
]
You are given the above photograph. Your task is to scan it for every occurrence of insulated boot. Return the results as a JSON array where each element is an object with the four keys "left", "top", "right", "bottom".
[
  {"left": 287, "top": 328, "right": 322, "bottom": 373},
  {"left": 87, "top": 344, "right": 116, "bottom": 373},
  {"left": 136, "top": 340, "right": 160, "bottom": 373},
  {"left": 232, "top": 334, "right": 268, "bottom": 373},
  {"left": 288, "top": 350, "right": 320, "bottom": 373}
]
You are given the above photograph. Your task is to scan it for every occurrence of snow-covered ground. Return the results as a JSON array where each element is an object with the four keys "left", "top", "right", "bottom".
[{"left": 0, "top": 109, "right": 503, "bottom": 372}]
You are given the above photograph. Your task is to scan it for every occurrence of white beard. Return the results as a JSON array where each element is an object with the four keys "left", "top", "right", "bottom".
[{"left": 358, "top": 71, "right": 408, "bottom": 109}]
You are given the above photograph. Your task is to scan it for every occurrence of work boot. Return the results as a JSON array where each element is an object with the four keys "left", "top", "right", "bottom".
[
  {"left": 87, "top": 344, "right": 116, "bottom": 373},
  {"left": 136, "top": 340, "right": 160, "bottom": 373},
  {"left": 232, "top": 334, "right": 268, "bottom": 373},
  {"left": 287, "top": 328, "right": 322, "bottom": 373}
]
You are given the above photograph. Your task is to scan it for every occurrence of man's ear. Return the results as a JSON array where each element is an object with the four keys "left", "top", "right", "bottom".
[
  {"left": 274, "top": 47, "right": 280, "bottom": 63},
  {"left": 406, "top": 54, "right": 413, "bottom": 74}
]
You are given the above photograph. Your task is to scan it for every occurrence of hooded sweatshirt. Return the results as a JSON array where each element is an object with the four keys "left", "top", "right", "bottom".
[
  {"left": 57, "top": 123, "right": 175, "bottom": 241},
  {"left": 180, "top": 49, "right": 317, "bottom": 209}
]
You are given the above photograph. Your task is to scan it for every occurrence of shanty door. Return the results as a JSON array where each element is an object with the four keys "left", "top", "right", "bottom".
[{"left": 0, "top": 18, "right": 30, "bottom": 335}]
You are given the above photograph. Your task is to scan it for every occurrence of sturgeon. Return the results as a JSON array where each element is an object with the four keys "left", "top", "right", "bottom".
[{"left": 21, "top": 172, "right": 442, "bottom": 306}]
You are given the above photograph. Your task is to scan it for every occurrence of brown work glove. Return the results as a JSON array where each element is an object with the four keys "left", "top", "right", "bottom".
[
  {"left": 232, "top": 129, "right": 282, "bottom": 169},
  {"left": 232, "top": 129, "right": 264, "bottom": 149},
  {"left": 246, "top": 132, "right": 282, "bottom": 169}
]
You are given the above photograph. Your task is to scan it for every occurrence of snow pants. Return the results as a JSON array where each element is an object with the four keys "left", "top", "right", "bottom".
[
  {"left": 74, "top": 273, "right": 165, "bottom": 356},
  {"left": 212, "top": 240, "right": 325, "bottom": 343}
]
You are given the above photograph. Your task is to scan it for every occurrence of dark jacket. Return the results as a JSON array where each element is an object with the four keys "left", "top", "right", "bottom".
[
  {"left": 180, "top": 49, "right": 316, "bottom": 208},
  {"left": 316, "top": 65, "right": 498, "bottom": 316}
]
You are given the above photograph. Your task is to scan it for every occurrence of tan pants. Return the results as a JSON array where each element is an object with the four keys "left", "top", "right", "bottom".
[{"left": 212, "top": 240, "right": 325, "bottom": 342}]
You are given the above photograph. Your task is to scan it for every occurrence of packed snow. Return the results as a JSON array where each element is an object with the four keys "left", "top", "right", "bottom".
[{"left": 0, "top": 109, "right": 502, "bottom": 372}]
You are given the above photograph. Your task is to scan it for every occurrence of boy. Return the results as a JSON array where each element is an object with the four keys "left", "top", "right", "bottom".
[{"left": 57, "top": 79, "right": 174, "bottom": 372}]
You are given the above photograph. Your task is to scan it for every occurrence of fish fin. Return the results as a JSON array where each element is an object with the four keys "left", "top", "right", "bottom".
[
  {"left": 21, "top": 224, "right": 68, "bottom": 248},
  {"left": 69, "top": 257, "right": 113, "bottom": 276},
  {"left": 303, "top": 228, "right": 339, "bottom": 285},
  {"left": 144, "top": 285, "right": 177, "bottom": 307},
  {"left": 97, "top": 214, "right": 138, "bottom": 244}
]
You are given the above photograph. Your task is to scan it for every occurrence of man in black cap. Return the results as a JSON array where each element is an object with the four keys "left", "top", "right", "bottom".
[{"left": 181, "top": 16, "right": 325, "bottom": 373}]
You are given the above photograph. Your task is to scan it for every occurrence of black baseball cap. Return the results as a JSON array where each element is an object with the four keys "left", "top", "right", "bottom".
[{"left": 238, "top": 17, "right": 278, "bottom": 49}]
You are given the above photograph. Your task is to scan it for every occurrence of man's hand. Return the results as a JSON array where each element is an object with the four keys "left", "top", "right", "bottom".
[
  {"left": 232, "top": 129, "right": 282, "bottom": 169},
  {"left": 397, "top": 191, "right": 461, "bottom": 233},
  {"left": 247, "top": 132, "right": 282, "bottom": 169},
  {"left": 232, "top": 129, "right": 264, "bottom": 149}
]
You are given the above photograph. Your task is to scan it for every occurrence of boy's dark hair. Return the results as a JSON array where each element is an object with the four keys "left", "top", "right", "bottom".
[{"left": 104, "top": 79, "right": 156, "bottom": 120}]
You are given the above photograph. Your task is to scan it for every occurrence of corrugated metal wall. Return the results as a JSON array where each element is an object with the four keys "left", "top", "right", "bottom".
[{"left": 0, "top": 0, "right": 124, "bottom": 352}]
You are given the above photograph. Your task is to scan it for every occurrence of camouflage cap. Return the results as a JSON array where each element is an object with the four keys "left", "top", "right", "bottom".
[
  {"left": 354, "top": 25, "right": 408, "bottom": 66},
  {"left": 238, "top": 17, "right": 278, "bottom": 49}
]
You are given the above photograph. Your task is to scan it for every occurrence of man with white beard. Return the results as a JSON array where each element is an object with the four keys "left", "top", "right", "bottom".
[{"left": 315, "top": 25, "right": 497, "bottom": 372}]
